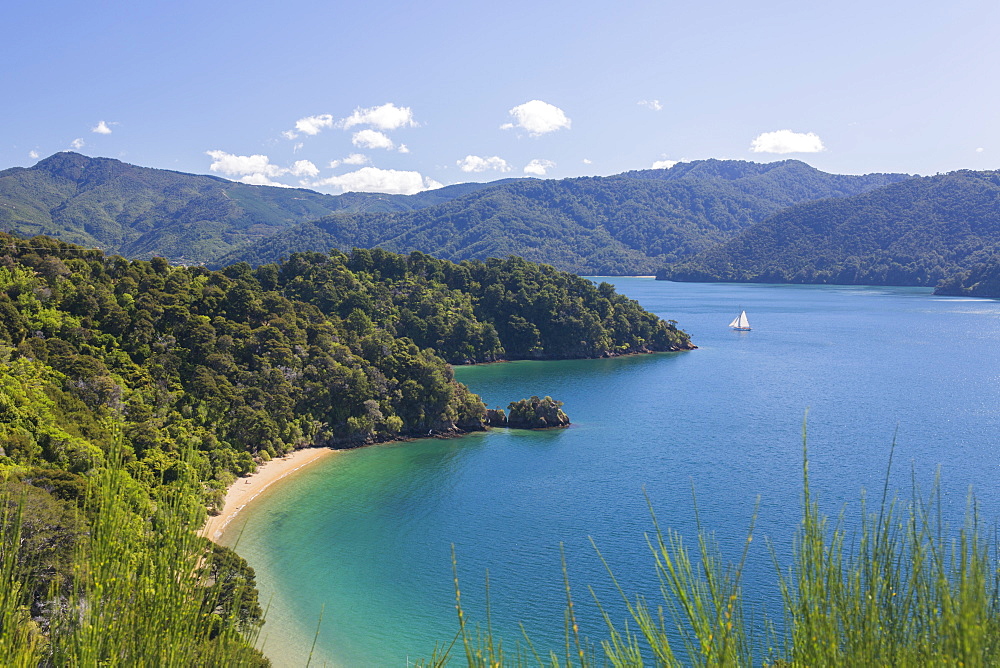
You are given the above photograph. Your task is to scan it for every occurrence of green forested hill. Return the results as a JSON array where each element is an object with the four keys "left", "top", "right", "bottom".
[
  {"left": 1, "top": 153, "right": 909, "bottom": 273},
  {"left": 0, "top": 233, "right": 690, "bottom": 661},
  {"left": 0, "top": 153, "right": 501, "bottom": 264},
  {"left": 218, "top": 160, "right": 910, "bottom": 274},
  {"left": 659, "top": 170, "right": 1000, "bottom": 286}
]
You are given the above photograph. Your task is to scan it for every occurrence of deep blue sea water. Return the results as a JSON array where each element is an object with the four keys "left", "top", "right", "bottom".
[{"left": 224, "top": 279, "right": 1000, "bottom": 666}]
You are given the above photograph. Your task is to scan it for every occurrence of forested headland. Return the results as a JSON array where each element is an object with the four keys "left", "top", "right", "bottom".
[
  {"left": 0, "top": 233, "right": 691, "bottom": 663},
  {"left": 659, "top": 170, "right": 1000, "bottom": 288}
]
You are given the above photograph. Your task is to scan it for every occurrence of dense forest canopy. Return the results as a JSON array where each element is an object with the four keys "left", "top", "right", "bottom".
[
  {"left": 0, "top": 233, "right": 692, "bottom": 662},
  {"left": 659, "top": 170, "right": 1000, "bottom": 288}
]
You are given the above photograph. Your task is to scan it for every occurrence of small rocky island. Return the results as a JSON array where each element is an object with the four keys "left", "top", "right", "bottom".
[{"left": 486, "top": 396, "right": 570, "bottom": 429}]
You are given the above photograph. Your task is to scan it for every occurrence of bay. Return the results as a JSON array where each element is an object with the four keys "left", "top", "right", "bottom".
[{"left": 224, "top": 279, "right": 1000, "bottom": 666}]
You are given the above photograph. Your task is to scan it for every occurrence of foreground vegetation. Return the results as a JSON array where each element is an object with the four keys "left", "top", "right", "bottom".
[{"left": 429, "top": 431, "right": 1000, "bottom": 666}]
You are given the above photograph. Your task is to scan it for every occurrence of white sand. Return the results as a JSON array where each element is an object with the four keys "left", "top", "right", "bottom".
[{"left": 201, "top": 447, "right": 337, "bottom": 543}]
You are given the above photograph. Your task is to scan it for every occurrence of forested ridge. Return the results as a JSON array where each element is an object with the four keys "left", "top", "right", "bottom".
[
  {"left": 219, "top": 160, "right": 910, "bottom": 274},
  {"left": 0, "top": 152, "right": 501, "bottom": 265},
  {"left": 0, "top": 233, "right": 690, "bottom": 662},
  {"left": 659, "top": 170, "right": 1000, "bottom": 287},
  {"left": 1, "top": 152, "right": 909, "bottom": 274}
]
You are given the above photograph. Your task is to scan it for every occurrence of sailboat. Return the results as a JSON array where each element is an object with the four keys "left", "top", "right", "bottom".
[{"left": 728, "top": 310, "right": 751, "bottom": 331}]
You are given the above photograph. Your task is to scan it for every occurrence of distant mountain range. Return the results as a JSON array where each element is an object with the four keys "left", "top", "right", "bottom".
[
  {"left": 0, "top": 153, "right": 910, "bottom": 273},
  {"left": 0, "top": 152, "right": 505, "bottom": 264},
  {"left": 659, "top": 170, "right": 1000, "bottom": 291}
]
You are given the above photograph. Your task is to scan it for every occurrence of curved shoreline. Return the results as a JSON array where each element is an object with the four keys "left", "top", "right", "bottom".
[{"left": 201, "top": 447, "right": 338, "bottom": 543}]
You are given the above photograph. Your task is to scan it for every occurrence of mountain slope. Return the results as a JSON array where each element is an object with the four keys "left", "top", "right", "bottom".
[
  {"left": 0, "top": 153, "right": 499, "bottom": 263},
  {"left": 659, "top": 170, "right": 1000, "bottom": 286},
  {"left": 218, "top": 160, "right": 911, "bottom": 273}
]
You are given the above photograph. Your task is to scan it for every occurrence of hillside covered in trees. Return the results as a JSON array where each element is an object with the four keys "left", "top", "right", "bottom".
[
  {"left": 934, "top": 255, "right": 1000, "bottom": 297},
  {"left": 1, "top": 153, "right": 909, "bottom": 274},
  {"left": 659, "top": 170, "right": 1000, "bottom": 287},
  {"left": 0, "top": 153, "right": 501, "bottom": 265},
  {"left": 218, "top": 160, "right": 910, "bottom": 274},
  {"left": 0, "top": 233, "right": 691, "bottom": 661}
]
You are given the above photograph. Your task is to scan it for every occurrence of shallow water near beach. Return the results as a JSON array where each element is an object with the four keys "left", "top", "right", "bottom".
[{"left": 225, "top": 279, "right": 1000, "bottom": 667}]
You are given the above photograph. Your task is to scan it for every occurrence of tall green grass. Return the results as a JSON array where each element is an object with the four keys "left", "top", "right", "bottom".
[
  {"left": 432, "top": 424, "right": 1000, "bottom": 666},
  {"left": 0, "top": 438, "right": 267, "bottom": 666}
]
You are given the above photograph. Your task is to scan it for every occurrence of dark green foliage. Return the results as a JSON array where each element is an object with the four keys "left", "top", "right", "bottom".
[
  {"left": 661, "top": 170, "right": 1000, "bottom": 287},
  {"left": 934, "top": 255, "right": 1000, "bottom": 297},
  {"left": 505, "top": 396, "right": 570, "bottom": 429},
  {"left": 200, "top": 543, "right": 265, "bottom": 636},
  {"left": 220, "top": 160, "right": 910, "bottom": 275}
]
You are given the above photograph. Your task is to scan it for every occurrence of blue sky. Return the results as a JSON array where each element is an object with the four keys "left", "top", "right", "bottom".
[{"left": 4, "top": 0, "right": 998, "bottom": 194}]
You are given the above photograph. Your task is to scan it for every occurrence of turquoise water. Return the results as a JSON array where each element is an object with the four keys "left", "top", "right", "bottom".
[{"left": 225, "top": 279, "right": 1000, "bottom": 666}]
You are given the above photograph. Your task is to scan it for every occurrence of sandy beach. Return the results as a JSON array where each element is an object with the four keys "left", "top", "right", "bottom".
[{"left": 201, "top": 447, "right": 338, "bottom": 543}]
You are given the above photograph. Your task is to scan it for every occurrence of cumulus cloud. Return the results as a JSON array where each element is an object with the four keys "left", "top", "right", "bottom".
[
  {"left": 288, "top": 160, "right": 319, "bottom": 177},
  {"left": 638, "top": 99, "right": 663, "bottom": 111},
  {"left": 457, "top": 155, "right": 512, "bottom": 173},
  {"left": 976, "top": 147, "right": 984, "bottom": 153},
  {"left": 352, "top": 129, "right": 395, "bottom": 150},
  {"left": 330, "top": 153, "right": 370, "bottom": 168},
  {"left": 397, "top": 144, "right": 409, "bottom": 154},
  {"left": 284, "top": 114, "right": 337, "bottom": 139},
  {"left": 70, "top": 138, "right": 85, "bottom": 149},
  {"left": 523, "top": 159, "right": 555, "bottom": 176},
  {"left": 582, "top": 158, "right": 592, "bottom": 165},
  {"left": 92, "top": 120, "right": 113, "bottom": 134},
  {"left": 340, "top": 103, "right": 416, "bottom": 131},
  {"left": 501, "top": 100, "right": 571, "bottom": 136},
  {"left": 310, "top": 167, "right": 440, "bottom": 195},
  {"left": 29, "top": 150, "right": 39, "bottom": 159},
  {"left": 205, "top": 150, "right": 300, "bottom": 186},
  {"left": 652, "top": 159, "right": 678, "bottom": 169},
  {"left": 750, "top": 129, "right": 825, "bottom": 154}
]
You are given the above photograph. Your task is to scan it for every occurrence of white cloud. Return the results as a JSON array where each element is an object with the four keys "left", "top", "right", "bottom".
[
  {"left": 750, "top": 129, "right": 825, "bottom": 154},
  {"left": 638, "top": 99, "right": 663, "bottom": 111},
  {"left": 92, "top": 120, "right": 113, "bottom": 134},
  {"left": 352, "top": 129, "right": 396, "bottom": 150},
  {"left": 501, "top": 100, "right": 571, "bottom": 137},
  {"left": 288, "top": 114, "right": 336, "bottom": 138},
  {"left": 206, "top": 150, "right": 284, "bottom": 177},
  {"left": 330, "top": 153, "right": 371, "bottom": 168},
  {"left": 582, "top": 158, "right": 592, "bottom": 165},
  {"left": 523, "top": 158, "right": 555, "bottom": 176},
  {"left": 652, "top": 159, "right": 678, "bottom": 169},
  {"left": 397, "top": 144, "right": 409, "bottom": 154},
  {"left": 289, "top": 160, "right": 319, "bottom": 177},
  {"left": 292, "top": 142, "right": 304, "bottom": 153},
  {"left": 29, "top": 150, "right": 39, "bottom": 159},
  {"left": 976, "top": 147, "right": 984, "bottom": 153},
  {"left": 457, "top": 155, "right": 512, "bottom": 173},
  {"left": 340, "top": 103, "right": 416, "bottom": 131},
  {"left": 70, "top": 138, "right": 85, "bottom": 149},
  {"left": 239, "top": 173, "right": 290, "bottom": 187},
  {"left": 311, "top": 166, "right": 439, "bottom": 195}
]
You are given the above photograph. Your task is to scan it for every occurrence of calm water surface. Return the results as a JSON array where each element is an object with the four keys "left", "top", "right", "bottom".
[{"left": 225, "top": 280, "right": 1000, "bottom": 666}]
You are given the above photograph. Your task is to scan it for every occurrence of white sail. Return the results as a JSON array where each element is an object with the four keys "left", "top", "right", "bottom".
[{"left": 729, "top": 310, "right": 750, "bottom": 329}]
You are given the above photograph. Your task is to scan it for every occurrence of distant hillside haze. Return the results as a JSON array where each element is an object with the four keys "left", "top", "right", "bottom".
[
  {"left": 659, "top": 170, "right": 1000, "bottom": 288},
  {"left": 0, "top": 153, "right": 910, "bottom": 274}
]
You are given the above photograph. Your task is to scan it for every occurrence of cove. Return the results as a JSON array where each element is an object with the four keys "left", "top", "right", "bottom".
[{"left": 223, "top": 279, "right": 1000, "bottom": 666}]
